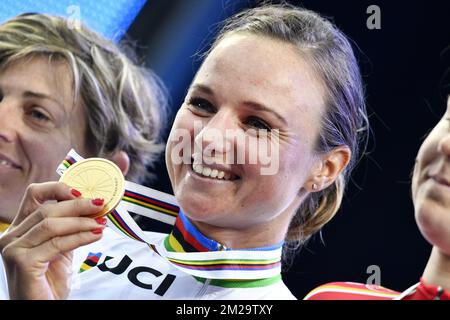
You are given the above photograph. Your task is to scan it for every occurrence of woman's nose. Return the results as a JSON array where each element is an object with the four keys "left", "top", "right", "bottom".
[
  {"left": 0, "top": 100, "right": 19, "bottom": 143},
  {"left": 437, "top": 133, "right": 450, "bottom": 158},
  {"left": 194, "top": 112, "right": 237, "bottom": 157}
]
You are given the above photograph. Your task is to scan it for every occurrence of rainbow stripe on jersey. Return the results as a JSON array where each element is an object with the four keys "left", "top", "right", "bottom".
[{"left": 160, "top": 210, "right": 282, "bottom": 280}]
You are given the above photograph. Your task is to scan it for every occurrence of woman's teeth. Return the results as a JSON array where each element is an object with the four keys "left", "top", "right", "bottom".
[{"left": 192, "top": 164, "right": 231, "bottom": 180}]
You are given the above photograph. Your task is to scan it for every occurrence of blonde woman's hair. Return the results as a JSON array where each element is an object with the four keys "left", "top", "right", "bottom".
[
  {"left": 211, "top": 4, "right": 369, "bottom": 254},
  {"left": 0, "top": 13, "right": 167, "bottom": 183}
]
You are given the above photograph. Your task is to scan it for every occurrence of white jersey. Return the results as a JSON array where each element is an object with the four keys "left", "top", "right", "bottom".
[
  {"left": 1, "top": 227, "right": 294, "bottom": 300},
  {"left": 0, "top": 230, "right": 9, "bottom": 300},
  {"left": 69, "top": 227, "right": 296, "bottom": 300},
  {"left": 0, "top": 215, "right": 295, "bottom": 300}
]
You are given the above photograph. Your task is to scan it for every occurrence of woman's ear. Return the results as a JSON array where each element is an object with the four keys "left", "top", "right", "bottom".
[
  {"left": 111, "top": 150, "right": 130, "bottom": 176},
  {"left": 307, "top": 146, "right": 351, "bottom": 192}
]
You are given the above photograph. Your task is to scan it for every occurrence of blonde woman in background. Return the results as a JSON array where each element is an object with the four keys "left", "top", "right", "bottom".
[{"left": 0, "top": 13, "right": 167, "bottom": 299}]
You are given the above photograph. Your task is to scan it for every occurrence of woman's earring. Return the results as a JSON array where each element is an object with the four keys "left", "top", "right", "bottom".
[{"left": 312, "top": 183, "right": 318, "bottom": 191}]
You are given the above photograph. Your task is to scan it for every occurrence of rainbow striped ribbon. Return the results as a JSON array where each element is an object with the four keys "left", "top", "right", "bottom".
[{"left": 56, "top": 149, "right": 282, "bottom": 280}]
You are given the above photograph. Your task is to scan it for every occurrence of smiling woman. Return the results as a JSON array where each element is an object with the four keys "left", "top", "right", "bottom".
[
  {"left": 0, "top": 4, "right": 372, "bottom": 300},
  {"left": 166, "top": 33, "right": 331, "bottom": 247},
  {"left": 413, "top": 97, "right": 450, "bottom": 259},
  {"left": 0, "top": 12, "right": 168, "bottom": 300},
  {"left": 304, "top": 96, "right": 450, "bottom": 300}
]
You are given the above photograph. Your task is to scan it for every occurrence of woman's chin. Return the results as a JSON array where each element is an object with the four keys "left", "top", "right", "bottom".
[
  {"left": 416, "top": 200, "right": 450, "bottom": 253},
  {"left": 177, "top": 196, "right": 224, "bottom": 222}
]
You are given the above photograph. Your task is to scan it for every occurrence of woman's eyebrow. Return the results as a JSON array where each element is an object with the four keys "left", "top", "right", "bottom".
[
  {"left": 189, "top": 84, "right": 213, "bottom": 95},
  {"left": 242, "top": 101, "right": 287, "bottom": 125},
  {"left": 23, "top": 90, "right": 64, "bottom": 107}
]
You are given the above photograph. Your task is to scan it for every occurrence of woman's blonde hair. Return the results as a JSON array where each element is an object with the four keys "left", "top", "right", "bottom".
[
  {"left": 210, "top": 5, "right": 369, "bottom": 251},
  {"left": 0, "top": 13, "right": 167, "bottom": 183}
]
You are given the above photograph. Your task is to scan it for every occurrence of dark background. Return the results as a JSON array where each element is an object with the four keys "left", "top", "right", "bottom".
[{"left": 126, "top": 0, "right": 450, "bottom": 299}]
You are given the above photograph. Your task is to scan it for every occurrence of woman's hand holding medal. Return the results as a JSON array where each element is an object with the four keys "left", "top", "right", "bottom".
[{"left": 0, "top": 158, "right": 124, "bottom": 299}]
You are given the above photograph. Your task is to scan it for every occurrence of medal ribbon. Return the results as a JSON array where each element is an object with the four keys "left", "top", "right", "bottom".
[{"left": 56, "top": 149, "right": 282, "bottom": 280}]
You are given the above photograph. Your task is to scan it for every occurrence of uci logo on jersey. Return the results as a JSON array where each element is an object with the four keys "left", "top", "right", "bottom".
[{"left": 80, "top": 252, "right": 176, "bottom": 296}]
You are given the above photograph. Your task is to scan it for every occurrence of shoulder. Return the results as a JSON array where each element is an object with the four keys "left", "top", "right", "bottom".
[
  {"left": 240, "top": 279, "right": 297, "bottom": 300},
  {"left": 205, "top": 277, "right": 297, "bottom": 300},
  {"left": 304, "top": 282, "right": 401, "bottom": 300},
  {"left": 265, "top": 280, "right": 297, "bottom": 300}
]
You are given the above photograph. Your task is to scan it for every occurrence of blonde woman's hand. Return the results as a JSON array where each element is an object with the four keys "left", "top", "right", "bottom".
[{"left": 0, "top": 182, "right": 106, "bottom": 299}]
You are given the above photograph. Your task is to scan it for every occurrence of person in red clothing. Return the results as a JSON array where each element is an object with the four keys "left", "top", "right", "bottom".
[{"left": 305, "top": 95, "right": 450, "bottom": 300}]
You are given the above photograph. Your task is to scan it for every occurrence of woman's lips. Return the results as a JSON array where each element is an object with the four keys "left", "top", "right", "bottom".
[
  {"left": 0, "top": 152, "right": 21, "bottom": 170},
  {"left": 432, "top": 175, "right": 450, "bottom": 188}
]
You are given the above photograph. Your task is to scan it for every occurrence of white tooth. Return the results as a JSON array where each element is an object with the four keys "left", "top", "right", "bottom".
[
  {"left": 210, "top": 169, "right": 218, "bottom": 178},
  {"left": 194, "top": 164, "right": 203, "bottom": 174},
  {"left": 192, "top": 163, "right": 230, "bottom": 181},
  {"left": 202, "top": 167, "right": 211, "bottom": 177}
]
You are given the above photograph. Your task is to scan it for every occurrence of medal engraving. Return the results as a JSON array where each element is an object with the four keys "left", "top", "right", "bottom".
[{"left": 59, "top": 158, "right": 125, "bottom": 217}]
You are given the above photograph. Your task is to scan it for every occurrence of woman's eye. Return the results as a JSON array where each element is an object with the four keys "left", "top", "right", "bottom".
[
  {"left": 28, "top": 108, "right": 51, "bottom": 122},
  {"left": 245, "top": 116, "right": 272, "bottom": 131},
  {"left": 187, "top": 97, "right": 216, "bottom": 114}
]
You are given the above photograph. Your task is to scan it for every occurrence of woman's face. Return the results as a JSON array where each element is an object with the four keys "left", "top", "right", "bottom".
[
  {"left": 412, "top": 97, "right": 450, "bottom": 253},
  {"left": 166, "top": 34, "right": 327, "bottom": 242},
  {"left": 0, "top": 57, "right": 88, "bottom": 222}
]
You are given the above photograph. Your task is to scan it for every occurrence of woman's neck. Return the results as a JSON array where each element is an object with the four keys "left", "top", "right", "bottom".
[
  {"left": 423, "top": 246, "right": 450, "bottom": 292},
  {"left": 191, "top": 219, "right": 288, "bottom": 250}
]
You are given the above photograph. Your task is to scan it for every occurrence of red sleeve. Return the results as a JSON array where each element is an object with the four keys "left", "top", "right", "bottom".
[
  {"left": 304, "top": 278, "right": 450, "bottom": 300},
  {"left": 401, "top": 278, "right": 450, "bottom": 300},
  {"left": 304, "top": 282, "right": 400, "bottom": 300}
]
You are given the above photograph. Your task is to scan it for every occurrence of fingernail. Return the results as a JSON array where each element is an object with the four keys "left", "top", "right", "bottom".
[
  {"left": 71, "top": 189, "right": 82, "bottom": 197},
  {"left": 95, "top": 217, "right": 107, "bottom": 225},
  {"left": 91, "top": 198, "right": 104, "bottom": 206},
  {"left": 92, "top": 228, "right": 104, "bottom": 235}
]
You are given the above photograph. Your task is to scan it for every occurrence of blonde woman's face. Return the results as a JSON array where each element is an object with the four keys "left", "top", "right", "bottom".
[
  {"left": 166, "top": 34, "right": 326, "bottom": 240},
  {"left": 0, "top": 57, "right": 88, "bottom": 222}
]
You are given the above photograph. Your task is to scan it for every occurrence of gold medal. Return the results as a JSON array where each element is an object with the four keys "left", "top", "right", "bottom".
[
  {"left": 0, "top": 221, "right": 10, "bottom": 233},
  {"left": 59, "top": 158, "right": 125, "bottom": 218}
]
